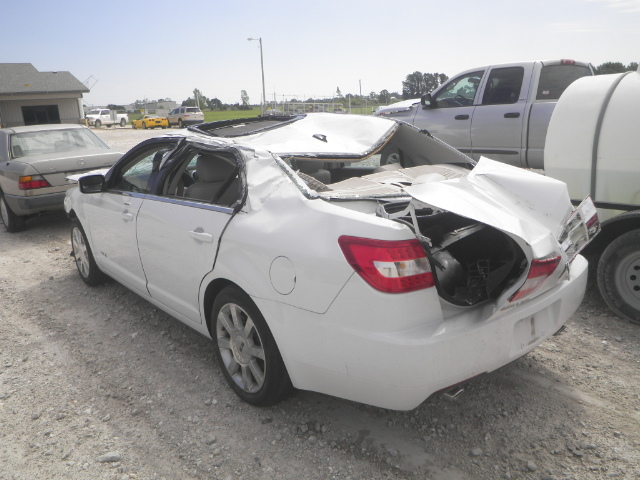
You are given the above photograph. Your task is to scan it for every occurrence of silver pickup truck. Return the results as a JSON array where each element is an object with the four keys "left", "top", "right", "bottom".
[{"left": 376, "top": 60, "right": 593, "bottom": 169}]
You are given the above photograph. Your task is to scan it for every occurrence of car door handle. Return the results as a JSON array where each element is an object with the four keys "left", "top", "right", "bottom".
[
  {"left": 189, "top": 230, "right": 214, "bottom": 243},
  {"left": 504, "top": 112, "right": 520, "bottom": 118},
  {"left": 454, "top": 115, "right": 470, "bottom": 120}
]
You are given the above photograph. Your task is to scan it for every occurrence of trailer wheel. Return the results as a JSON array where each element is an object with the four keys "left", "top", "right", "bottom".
[{"left": 597, "top": 228, "right": 640, "bottom": 325}]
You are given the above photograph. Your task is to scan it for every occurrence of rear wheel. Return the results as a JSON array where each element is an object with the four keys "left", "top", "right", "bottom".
[
  {"left": 143, "top": 122, "right": 148, "bottom": 129},
  {"left": 597, "top": 229, "right": 640, "bottom": 324},
  {"left": 212, "top": 286, "right": 292, "bottom": 406},
  {"left": 0, "top": 193, "right": 26, "bottom": 232},
  {"left": 178, "top": 118, "right": 184, "bottom": 128},
  {"left": 71, "top": 219, "right": 107, "bottom": 286},
  {"left": 120, "top": 118, "right": 126, "bottom": 127}
]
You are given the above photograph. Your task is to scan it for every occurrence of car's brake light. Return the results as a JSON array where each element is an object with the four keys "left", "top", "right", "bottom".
[
  {"left": 338, "top": 236, "right": 435, "bottom": 293},
  {"left": 560, "top": 59, "right": 576, "bottom": 65},
  {"left": 510, "top": 255, "right": 562, "bottom": 302},
  {"left": 19, "top": 175, "right": 52, "bottom": 190}
]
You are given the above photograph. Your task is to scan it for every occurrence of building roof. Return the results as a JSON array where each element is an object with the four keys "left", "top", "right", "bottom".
[{"left": 0, "top": 63, "right": 89, "bottom": 95}]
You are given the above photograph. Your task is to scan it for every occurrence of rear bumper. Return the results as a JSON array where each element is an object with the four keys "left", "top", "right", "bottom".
[
  {"left": 3, "top": 191, "right": 66, "bottom": 215},
  {"left": 258, "top": 255, "right": 589, "bottom": 410}
]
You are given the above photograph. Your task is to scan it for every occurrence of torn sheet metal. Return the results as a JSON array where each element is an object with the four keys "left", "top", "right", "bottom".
[
  {"left": 404, "top": 158, "right": 574, "bottom": 252},
  {"left": 231, "top": 113, "right": 398, "bottom": 158}
]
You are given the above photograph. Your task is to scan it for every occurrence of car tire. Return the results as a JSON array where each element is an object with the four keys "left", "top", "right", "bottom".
[
  {"left": 71, "top": 219, "right": 107, "bottom": 286},
  {"left": 143, "top": 122, "right": 148, "bottom": 129},
  {"left": 178, "top": 119, "right": 184, "bottom": 128},
  {"left": 0, "top": 192, "right": 26, "bottom": 233},
  {"left": 597, "top": 229, "right": 640, "bottom": 325},
  {"left": 132, "top": 122, "right": 137, "bottom": 129},
  {"left": 94, "top": 120, "right": 101, "bottom": 128},
  {"left": 212, "top": 286, "right": 292, "bottom": 406},
  {"left": 120, "top": 118, "right": 126, "bottom": 127}
]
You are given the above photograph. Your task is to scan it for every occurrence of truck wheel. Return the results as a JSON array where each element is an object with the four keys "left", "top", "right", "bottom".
[
  {"left": 94, "top": 120, "right": 101, "bottom": 128},
  {"left": 0, "top": 192, "right": 27, "bottom": 233},
  {"left": 178, "top": 119, "right": 184, "bottom": 128},
  {"left": 120, "top": 118, "right": 126, "bottom": 127},
  {"left": 597, "top": 229, "right": 640, "bottom": 325}
]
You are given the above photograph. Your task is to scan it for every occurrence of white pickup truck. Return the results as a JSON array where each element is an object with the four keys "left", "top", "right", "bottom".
[
  {"left": 85, "top": 109, "right": 129, "bottom": 128},
  {"left": 376, "top": 60, "right": 593, "bottom": 168},
  {"left": 545, "top": 68, "right": 640, "bottom": 324}
]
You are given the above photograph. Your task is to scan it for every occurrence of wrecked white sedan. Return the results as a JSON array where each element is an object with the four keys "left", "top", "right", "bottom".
[{"left": 64, "top": 114, "right": 598, "bottom": 410}]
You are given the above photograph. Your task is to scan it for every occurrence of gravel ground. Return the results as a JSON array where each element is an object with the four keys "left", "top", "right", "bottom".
[{"left": 1, "top": 126, "right": 639, "bottom": 480}]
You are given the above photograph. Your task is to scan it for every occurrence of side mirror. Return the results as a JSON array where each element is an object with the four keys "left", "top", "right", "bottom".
[
  {"left": 79, "top": 174, "right": 105, "bottom": 194},
  {"left": 421, "top": 93, "right": 434, "bottom": 108}
]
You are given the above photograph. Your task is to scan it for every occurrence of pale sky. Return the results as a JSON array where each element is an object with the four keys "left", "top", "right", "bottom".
[{"left": 3, "top": 0, "right": 639, "bottom": 107}]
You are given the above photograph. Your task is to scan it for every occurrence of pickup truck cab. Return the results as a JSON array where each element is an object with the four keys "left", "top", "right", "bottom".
[
  {"left": 85, "top": 109, "right": 129, "bottom": 128},
  {"left": 545, "top": 68, "right": 640, "bottom": 324},
  {"left": 376, "top": 60, "right": 593, "bottom": 168}
]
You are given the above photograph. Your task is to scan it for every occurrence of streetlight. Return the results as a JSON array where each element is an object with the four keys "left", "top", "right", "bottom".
[{"left": 247, "top": 37, "right": 266, "bottom": 114}]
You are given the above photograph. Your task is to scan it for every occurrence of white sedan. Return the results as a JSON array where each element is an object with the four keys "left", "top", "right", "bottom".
[{"left": 64, "top": 114, "right": 598, "bottom": 410}]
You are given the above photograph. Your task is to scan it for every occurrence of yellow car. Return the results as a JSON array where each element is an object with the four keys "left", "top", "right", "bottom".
[{"left": 132, "top": 115, "right": 169, "bottom": 130}]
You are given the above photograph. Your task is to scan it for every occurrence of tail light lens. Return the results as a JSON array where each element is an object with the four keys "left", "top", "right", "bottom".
[
  {"left": 510, "top": 255, "right": 562, "bottom": 302},
  {"left": 19, "top": 175, "right": 52, "bottom": 190},
  {"left": 338, "top": 236, "right": 435, "bottom": 293}
]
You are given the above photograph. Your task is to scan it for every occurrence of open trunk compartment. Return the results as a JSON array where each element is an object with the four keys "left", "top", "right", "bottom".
[{"left": 380, "top": 203, "right": 527, "bottom": 306}]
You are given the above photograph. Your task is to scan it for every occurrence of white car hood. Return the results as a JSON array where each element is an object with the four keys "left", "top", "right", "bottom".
[
  {"left": 404, "top": 158, "right": 573, "bottom": 252},
  {"left": 375, "top": 99, "right": 420, "bottom": 115}
]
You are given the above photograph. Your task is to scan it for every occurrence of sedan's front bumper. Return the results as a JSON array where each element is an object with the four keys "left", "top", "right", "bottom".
[
  {"left": 257, "top": 255, "right": 589, "bottom": 410},
  {"left": 3, "top": 191, "right": 66, "bottom": 215}
]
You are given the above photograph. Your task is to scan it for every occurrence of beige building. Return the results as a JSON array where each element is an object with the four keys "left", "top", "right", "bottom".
[{"left": 0, "top": 63, "right": 89, "bottom": 128}]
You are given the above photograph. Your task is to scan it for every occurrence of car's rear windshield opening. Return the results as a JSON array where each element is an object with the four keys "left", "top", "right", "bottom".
[
  {"left": 186, "top": 108, "right": 201, "bottom": 113},
  {"left": 10, "top": 129, "right": 109, "bottom": 158}
]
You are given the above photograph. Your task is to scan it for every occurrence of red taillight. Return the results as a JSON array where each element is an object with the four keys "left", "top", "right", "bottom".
[
  {"left": 510, "top": 255, "right": 562, "bottom": 302},
  {"left": 19, "top": 175, "right": 52, "bottom": 190},
  {"left": 560, "top": 59, "right": 576, "bottom": 65},
  {"left": 338, "top": 236, "right": 435, "bottom": 293}
]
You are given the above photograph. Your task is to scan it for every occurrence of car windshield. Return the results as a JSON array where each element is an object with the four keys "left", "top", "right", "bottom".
[{"left": 10, "top": 128, "right": 109, "bottom": 158}]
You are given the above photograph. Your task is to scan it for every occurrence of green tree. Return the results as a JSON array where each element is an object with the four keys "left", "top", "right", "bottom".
[
  {"left": 402, "top": 71, "right": 448, "bottom": 99},
  {"left": 594, "top": 62, "right": 638, "bottom": 75}
]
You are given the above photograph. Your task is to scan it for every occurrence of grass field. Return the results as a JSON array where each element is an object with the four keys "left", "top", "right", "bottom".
[{"left": 130, "top": 106, "right": 375, "bottom": 123}]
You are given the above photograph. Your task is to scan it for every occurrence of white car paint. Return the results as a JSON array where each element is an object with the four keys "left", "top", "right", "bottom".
[{"left": 65, "top": 114, "right": 597, "bottom": 410}]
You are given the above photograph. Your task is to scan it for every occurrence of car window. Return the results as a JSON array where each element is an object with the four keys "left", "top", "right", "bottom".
[
  {"left": 111, "top": 145, "right": 173, "bottom": 194},
  {"left": 434, "top": 71, "right": 484, "bottom": 108},
  {"left": 481, "top": 67, "right": 524, "bottom": 105},
  {"left": 186, "top": 107, "right": 201, "bottom": 113},
  {"left": 163, "top": 151, "right": 240, "bottom": 206},
  {"left": 9, "top": 128, "right": 108, "bottom": 158},
  {"left": 536, "top": 64, "right": 592, "bottom": 100}
]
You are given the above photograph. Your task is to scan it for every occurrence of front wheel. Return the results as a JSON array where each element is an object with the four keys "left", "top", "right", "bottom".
[
  {"left": 143, "top": 122, "right": 148, "bottom": 129},
  {"left": 94, "top": 119, "right": 101, "bottom": 128},
  {"left": 120, "top": 118, "right": 126, "bottom": 127},
  {"left": 132, "top": 122, "right": 137, "bottom": 129},
  {"left": 178, "top": 118, "right": 184, "bottom": 128},
  {"left": 212, "top": 286, "right": 292, "bottom": 406},
  {"left": 597, "top": 229, "right": 640, "bottom": 324},
  {"left": 71, "top": 219, "right": 107, "bottom": 286},
  {"left": 0, "top": 193, "right": 26, "bottom": 232}
]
